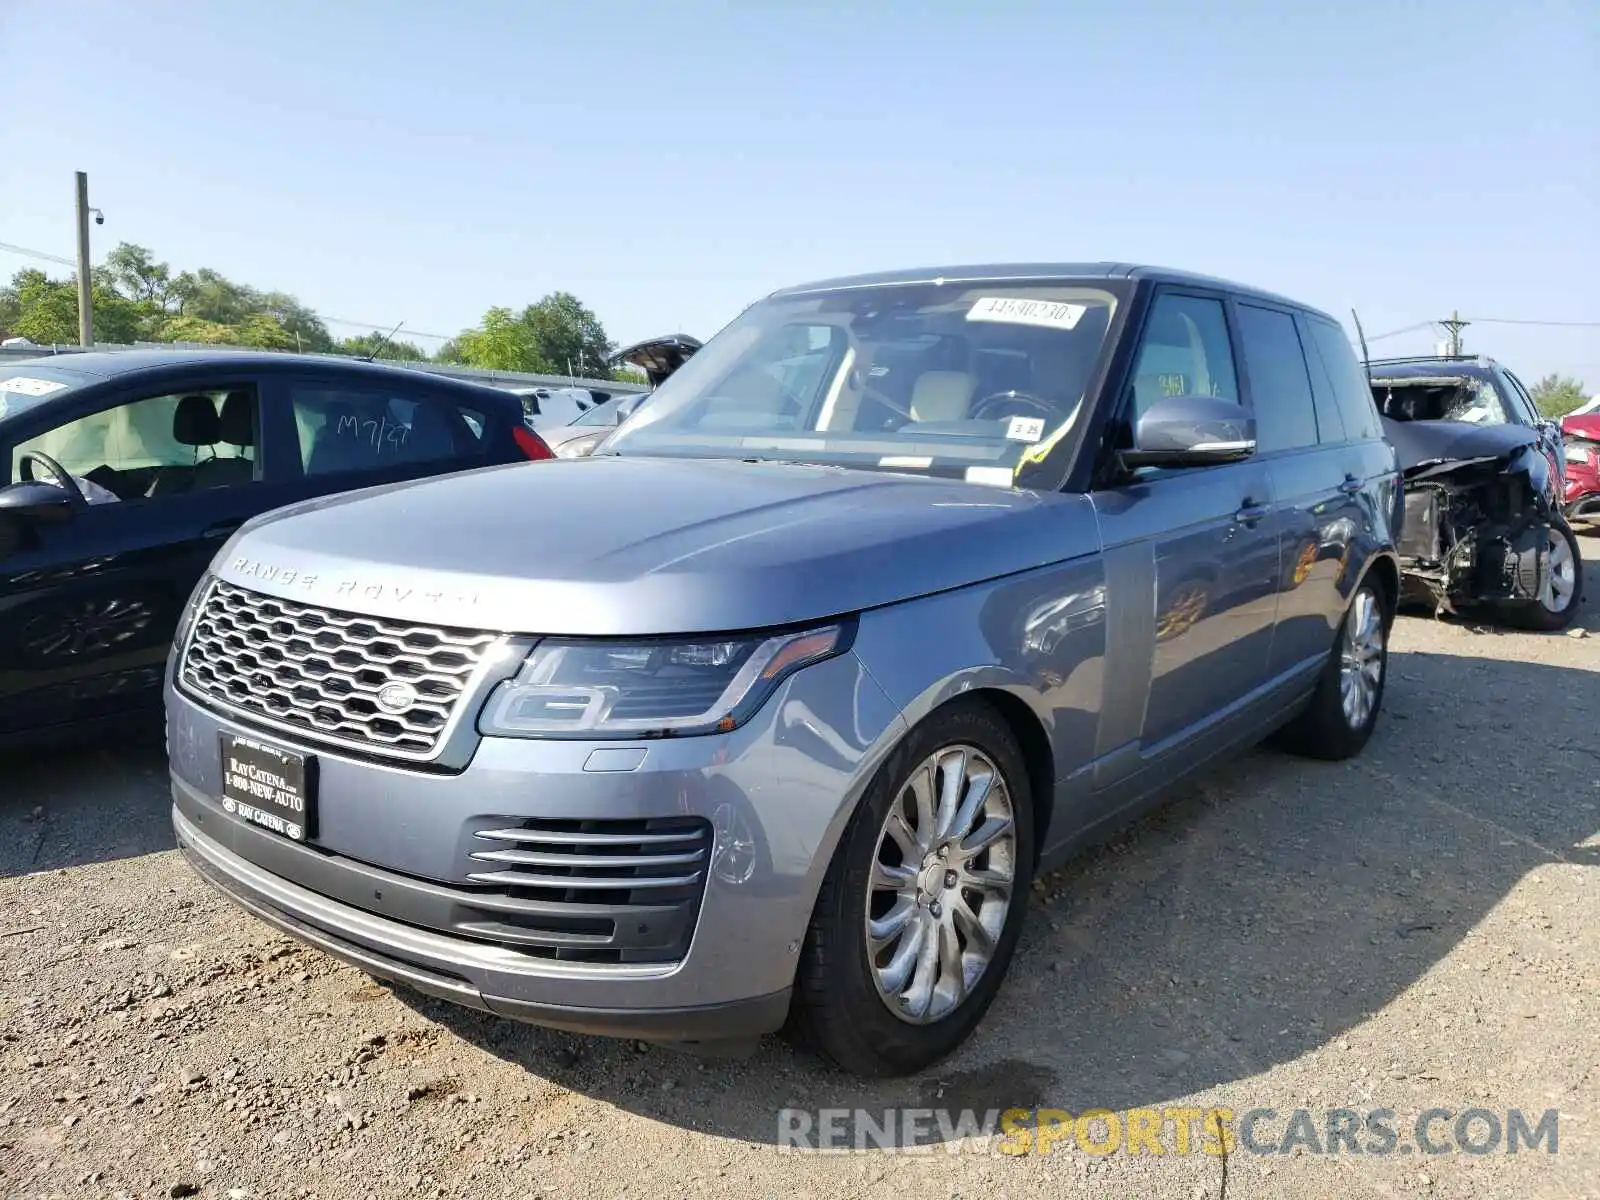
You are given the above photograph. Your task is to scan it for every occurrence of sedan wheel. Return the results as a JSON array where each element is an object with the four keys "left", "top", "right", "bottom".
[{"left": 1542, "top": 526, "right": 1578, "bottom": 615}]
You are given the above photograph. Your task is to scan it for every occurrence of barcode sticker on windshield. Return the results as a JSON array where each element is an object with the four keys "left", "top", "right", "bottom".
[
  {"left": 966, "top": 297, "right": 1087, "bottom": 331},
  {"left": 0, "top": 376, "right": 68, "bottom": 397}
]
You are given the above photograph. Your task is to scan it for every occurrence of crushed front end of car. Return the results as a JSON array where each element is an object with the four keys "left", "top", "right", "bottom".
[{"left": 1385, "top": 418, "right": 1582, "bottom": 627}]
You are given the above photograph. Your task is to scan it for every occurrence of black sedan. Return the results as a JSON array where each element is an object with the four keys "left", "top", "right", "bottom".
[{"left": 0, "top": 350, "right": 551, "bottom": 747}]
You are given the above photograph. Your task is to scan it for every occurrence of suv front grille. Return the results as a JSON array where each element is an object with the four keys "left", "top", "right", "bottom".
[
  {"left": 451, "top": 816, "right": 713, "bottom": 963},
  {"left": 179, "top": 580, "right": 501, "bottom": 759}
]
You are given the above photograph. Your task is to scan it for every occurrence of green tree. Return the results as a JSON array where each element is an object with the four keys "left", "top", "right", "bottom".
[
  {"left": 448, "top": 292, "right": 615, "bottom": 376},
  {"left": 336, "top": 331, "right": 428, "bottom": 361},
  {"left": 155, "top": 314, "right": 240, "bottom": 345},
  {"left": 256, "top": 291, "right": 333, "bottom": 352},
  {"left": 103, "top": 242, "right": 176, "bottom": 309},
  {"left": 520, "top": 291, "right": 612, "bottom": 377},
  {"left": 1, "top": 268, "right": 146, "bottom": 345},
  {"left": 453, "top": 306, "right": 544, "bottom": 371},
  {"left": 1529, "top": 374, "right": 1588, "bottom": 419},
  {"left": 234, "top": 314, "right": 295, "bottom": 350}
]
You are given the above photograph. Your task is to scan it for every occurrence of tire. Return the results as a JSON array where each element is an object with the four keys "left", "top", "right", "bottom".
[
  {"left": 1501, "top": 520, "right": 1584, "bottom": 631},
  {"left": 790, "top": 698, "right": 1035, "bottom": 1077},
  {"left": 1277, "top": 573, "right": 1390, "bottom": 761}
]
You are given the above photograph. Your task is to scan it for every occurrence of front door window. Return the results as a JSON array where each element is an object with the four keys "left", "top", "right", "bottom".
[{"left": 11, "top": 386, "right": 260, "bottom": 502}]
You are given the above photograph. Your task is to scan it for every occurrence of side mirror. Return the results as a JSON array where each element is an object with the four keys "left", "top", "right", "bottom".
[
  {"left": 0, "top": 480, "right": 78, "bottom": 523},
  {"left": 1121, "top": 394, "right": 1256, "bottom": 469}
]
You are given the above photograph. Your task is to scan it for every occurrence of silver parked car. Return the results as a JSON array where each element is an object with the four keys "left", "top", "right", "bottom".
[{"left": 165, "top": 264, "right": 1401, "bottom": 1077}]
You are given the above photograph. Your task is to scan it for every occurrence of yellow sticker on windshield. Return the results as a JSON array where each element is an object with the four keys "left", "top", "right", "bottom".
[{"left": 967, "top": 297, "right": 1087, "bottom": 331}]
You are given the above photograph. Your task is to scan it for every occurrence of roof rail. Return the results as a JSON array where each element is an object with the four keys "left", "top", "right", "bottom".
[{"left": 1368, "top": 353, "right": 1495, "bottom": 368}]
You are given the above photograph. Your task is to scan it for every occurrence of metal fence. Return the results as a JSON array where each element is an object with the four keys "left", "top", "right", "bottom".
[{"left": 0, "top": 340, "right": 649, "bottom": 394}]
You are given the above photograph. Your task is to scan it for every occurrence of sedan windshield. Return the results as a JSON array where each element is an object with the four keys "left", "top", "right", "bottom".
[{"left": 605, "top": 282, "right": 1121, "bottom": 481}]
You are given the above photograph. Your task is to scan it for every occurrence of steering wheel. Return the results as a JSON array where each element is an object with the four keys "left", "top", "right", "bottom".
[
  {"left": 970, "top": 390, "right": 1057, "bottom": 421},
  {"left": 18, "top": 451, "right": 87, "bottom": 507}
]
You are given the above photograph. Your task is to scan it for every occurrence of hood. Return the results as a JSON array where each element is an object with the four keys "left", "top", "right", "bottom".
[
  {"left": 1561, "top": 412, "right": 1600, "bottom": 443},
  {"left": 215, "top": 457, "right": 1098, "bottom": 635},
  {"left": 1382, "top": 416, "right": 1538, "bottom": 479},
  {"left": 608, "top": 334, "right": 701, "bottom": 388}
]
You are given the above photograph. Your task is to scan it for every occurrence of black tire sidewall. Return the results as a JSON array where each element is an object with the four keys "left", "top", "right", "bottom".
[{"left": 796, "top": 698, "right": 1036, "bottom": 1076}]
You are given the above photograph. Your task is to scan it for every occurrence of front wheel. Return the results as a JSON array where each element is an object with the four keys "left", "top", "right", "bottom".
[
  {"left": 1501, "top": 521, "right": 1583, "bottom": 631},
  {"left": 790, "top": 699, "right": 1035, "bottom": 1077},
  {"left": 1277, "top": 573, "right": 1390, "bottom": 761}
]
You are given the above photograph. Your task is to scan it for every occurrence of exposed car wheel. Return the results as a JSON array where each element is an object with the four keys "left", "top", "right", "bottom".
[
  {"left": 791, "top": 699, "right": 1035, "bottom": 1077},
  {"left": 1277, "top": 574, "right": 1389, "bottom": 761},
  {"left": 1502, "top": 521, "right": 1583, "bottom": 631}
]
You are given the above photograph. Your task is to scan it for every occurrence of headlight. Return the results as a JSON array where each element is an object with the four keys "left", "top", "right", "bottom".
[
  {"left": 479, "top": 624, "right": 849, "bottom": 738},
  {"left": 554, "top": 430, "right": 609, "bottom": 458},
  {"left": 174, "top": 573, "right": 213, "bottom": 646},
  {"left": 1565, "top": 443, "right": 1593, "bottom": 465}
]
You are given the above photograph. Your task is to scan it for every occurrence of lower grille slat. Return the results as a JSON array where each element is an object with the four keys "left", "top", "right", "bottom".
[
  {"left": 178, "top": 579, "right": 500, "bottom": 760},
  {"left": 455, "top": 816, "right": 714, "bottom": 964}
]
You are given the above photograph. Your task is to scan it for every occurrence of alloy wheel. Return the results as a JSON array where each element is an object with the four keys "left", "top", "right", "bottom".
[
  {"left": 1543, "top": 528, "right": 1577, "bottom": 614},
  {"left": 1339, "top": 588, "right": 1384, "bottom": 731},
  {"left": 865, "top": 745, "right": 1016, "bottom": 1025}
]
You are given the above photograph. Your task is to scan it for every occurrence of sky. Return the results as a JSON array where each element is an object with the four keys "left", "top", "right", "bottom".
[{"left": 2, "top": 0, "right": 1596, "bottom": 386}]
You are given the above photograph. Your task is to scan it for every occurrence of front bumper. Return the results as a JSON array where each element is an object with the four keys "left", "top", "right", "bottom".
[{"left": 166, "top": 649, "right": 905, "bottom": 1041}]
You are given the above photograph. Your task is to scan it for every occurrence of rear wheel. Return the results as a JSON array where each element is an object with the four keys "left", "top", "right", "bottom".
[
  {"left": 1502, "top": 521, "right": 1583, "bottom": 631},
  {"left": 790, "top": 699, "right": 1034, "bottom": 1077},
  {"left": 1278, "top": 574, "right": 1389, "bottom": 761}
]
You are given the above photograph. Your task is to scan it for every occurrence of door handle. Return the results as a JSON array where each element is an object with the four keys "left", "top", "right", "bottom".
[
  {"left": 1233, "top": 499, "right": 1269, "bottom": 525},
  {"left": 1339, "top": 473, "right": 1363, "bottom": 496},
  {"left": 201, "top": 520, "right": 244, "bottom": 540}
]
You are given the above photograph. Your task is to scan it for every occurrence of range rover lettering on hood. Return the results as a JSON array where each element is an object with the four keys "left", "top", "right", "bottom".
[{"left": 227, "top": 557, "right": 481, "bottom": 609}]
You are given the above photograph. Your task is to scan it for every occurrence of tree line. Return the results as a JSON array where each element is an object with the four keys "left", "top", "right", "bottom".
[{"left": 0, "top": 242, "right": 638, "bottom": 381}]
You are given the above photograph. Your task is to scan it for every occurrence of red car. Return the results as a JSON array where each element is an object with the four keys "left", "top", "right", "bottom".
[{"left": 1561, "top": 409, "right": 1600, "bottom": 530}]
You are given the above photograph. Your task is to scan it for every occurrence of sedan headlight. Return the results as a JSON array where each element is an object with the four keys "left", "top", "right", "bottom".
[
  {"left": 554, "top": 430, "right": 610, "bottom": 458},
  {"left": 1565, "top": 442, "right": 1593, "bottom": 465},
  {"left": 479, "top": 624, "right": 849, "bottom": 738}
]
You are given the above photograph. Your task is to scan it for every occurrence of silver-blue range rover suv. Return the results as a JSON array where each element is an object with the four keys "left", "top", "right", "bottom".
[{"left": 166, "top": 264, "right": 1401, "bottom": 1077}]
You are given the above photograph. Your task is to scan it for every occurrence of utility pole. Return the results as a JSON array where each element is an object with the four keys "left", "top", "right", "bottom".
[
  {"left": 74, "top": 171, "right": 94, "bottom": 347},
  {"left": 1439, "top": 309, "right": 1470, "bottom": 357}
]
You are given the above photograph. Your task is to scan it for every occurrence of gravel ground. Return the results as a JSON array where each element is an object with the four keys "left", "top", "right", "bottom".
[{"left": 3, "top": 546, "right": 1597, "bottom": 1200}]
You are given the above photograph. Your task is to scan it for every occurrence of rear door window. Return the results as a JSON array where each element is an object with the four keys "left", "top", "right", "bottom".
[
  {"left": 1235, "top": 304, "right": 1319, "bottom": 452},
  {"left": 289, "top": 382, "right": 483, "bottom": 477},
  {"left": 1304, "top": 319, "right": 1383, "bottom": 441}
]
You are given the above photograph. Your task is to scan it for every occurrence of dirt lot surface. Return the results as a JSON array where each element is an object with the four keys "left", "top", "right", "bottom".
[{"left": 3, "top": 547, "right": 1597, "bottom": 1200}]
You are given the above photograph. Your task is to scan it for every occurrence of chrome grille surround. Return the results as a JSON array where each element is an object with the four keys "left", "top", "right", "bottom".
[{"left": 178, "top": 579, "right": 504, "bottom": 760}]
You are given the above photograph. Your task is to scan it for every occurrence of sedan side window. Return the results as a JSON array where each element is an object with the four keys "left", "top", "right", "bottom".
[
  {"left": 1127, "top": 295, "right": 1240, "bottom": 426},
  {"left": 1235, "top": 304, "right": 1318, "bottom": 453},
  {"left": 290, "top": 383, "right": 480, "bottom": 477},
  {"left": 10, "top": 386, "right": 260, "bottom": 502}
]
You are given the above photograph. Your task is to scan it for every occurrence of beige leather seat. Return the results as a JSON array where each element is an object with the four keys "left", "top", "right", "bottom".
[{"left": 909, "top": 371, "right": 976, "bottom": 422}]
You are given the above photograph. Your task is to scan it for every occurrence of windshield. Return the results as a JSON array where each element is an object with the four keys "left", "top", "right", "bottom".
[
  {"left": 573, "top": 395, "right": 626, "bottom": 426},
  {"left": 604, "top": 282, "right": 1121, "bottom": 483},
  {"left": 1374, "top": 377, "right": 1510, "bottom": 425},
  {"left": 0, "top": 365, "right": 92, "bottom": 423}
]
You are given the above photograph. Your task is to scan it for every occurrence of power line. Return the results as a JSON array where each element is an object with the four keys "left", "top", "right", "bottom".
[
  {"left": 1462, "top": 316, "right": 1600, "bottom": 329},
  {"left": 1366, "top": 321, "right": 1437, "bottom": 342},
  {"left": 0, "top": 240, "right": 77, "bottom": 268},
  {"left": 321, "top": 315, "right": 452, "bottom": 341}
]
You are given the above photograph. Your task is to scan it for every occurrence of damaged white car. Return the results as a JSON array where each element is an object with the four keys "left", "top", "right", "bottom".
[{"left": 1372, "top": 355, "right": 1582, "bottom": 629}]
